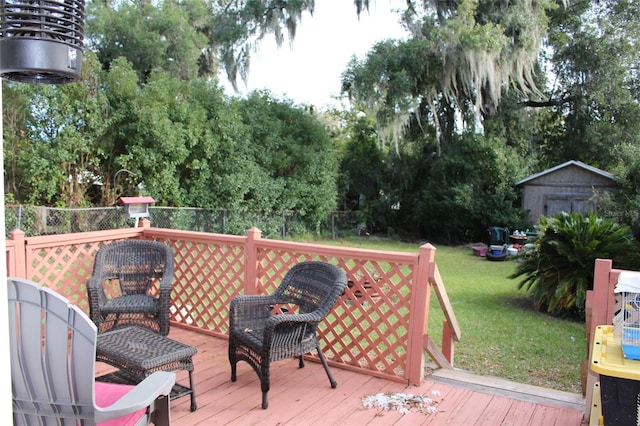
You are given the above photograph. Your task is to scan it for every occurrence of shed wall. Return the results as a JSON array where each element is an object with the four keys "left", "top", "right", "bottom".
[{"left": 521, "top": 165, "right": 616, "bottom": 224}]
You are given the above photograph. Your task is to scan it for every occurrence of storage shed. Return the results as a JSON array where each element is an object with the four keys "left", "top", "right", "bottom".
[{"left": 516, "top": 160, "right": 617, "bottom": 225}]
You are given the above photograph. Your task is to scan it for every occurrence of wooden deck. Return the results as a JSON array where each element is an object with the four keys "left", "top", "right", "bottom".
[{"left": 97, "top": 327, "right": 587, "bottom": 425}]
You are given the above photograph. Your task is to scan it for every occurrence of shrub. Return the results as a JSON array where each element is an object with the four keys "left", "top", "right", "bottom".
[{"left": 510, "top": 212, "right": 640, "bottom": 320}]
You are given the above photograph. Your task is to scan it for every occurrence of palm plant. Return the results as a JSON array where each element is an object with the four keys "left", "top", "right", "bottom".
[{"left": 511, "top": 212, "right": 640, "bottom": 320}]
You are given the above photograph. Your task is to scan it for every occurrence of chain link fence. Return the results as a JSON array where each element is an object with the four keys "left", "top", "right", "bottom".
[{"left": 5, "top": 205, "right": 368, "bottom": 240}]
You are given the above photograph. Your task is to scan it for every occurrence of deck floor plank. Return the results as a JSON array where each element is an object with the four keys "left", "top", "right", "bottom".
[
  {"left": 471, "top": 395, "right": 516, "bottom": 426},
  {"left": 95, "top": 327, "right": 586, "bottom": 425}
]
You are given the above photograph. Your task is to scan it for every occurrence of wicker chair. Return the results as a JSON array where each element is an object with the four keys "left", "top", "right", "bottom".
[
  {"left": 8, "top": 277, "right": 176, "bottom": 426},
  {"left": 228, "top": 261, "right": 347, "bottom": 409},
  {"left": 87, "top": 239, "right": 174, "bottom": 336}
]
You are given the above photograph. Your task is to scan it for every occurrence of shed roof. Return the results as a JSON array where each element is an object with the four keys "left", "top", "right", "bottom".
[{"left": 515, "top": 160, "right": 614, "bottom": 186}]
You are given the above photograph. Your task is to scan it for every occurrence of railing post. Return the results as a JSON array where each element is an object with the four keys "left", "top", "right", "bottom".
[
  {"left": 140, "top": 218, "right": 151, "bottom": 228},
  {"left": 245, "top": 227, "right": 262, "bottom": 295},
  {"left": 406, "top": 243, "right": 435, "bottom": 385},
  {"left": 584, "top": 258, "right": 615, "bottom": 422},
  {"left": 8, "top": 229, "right": 26, "bottom": 278},
  {"left": 591, "top": 259, "right": 614, "bottom": 339}
]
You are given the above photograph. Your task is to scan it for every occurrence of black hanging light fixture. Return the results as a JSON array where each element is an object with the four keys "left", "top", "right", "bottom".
[{"left": 0, "top": 0, "right": 85, "bottom": 84}]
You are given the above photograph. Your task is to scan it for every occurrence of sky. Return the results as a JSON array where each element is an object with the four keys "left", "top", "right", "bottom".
[{"left": 221, "top": 0, "right": 407, "bottom": 109}]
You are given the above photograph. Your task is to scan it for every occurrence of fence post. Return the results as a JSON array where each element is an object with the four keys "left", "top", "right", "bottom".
[
  {"left": 406, "top": 243, "right": 435, "bottom": 385},
  {"left": 245, "top": 227, "right": 262, "bottom": 295},
  {"left": 17, "top": 205, "right": 22, "bottom": 229}
]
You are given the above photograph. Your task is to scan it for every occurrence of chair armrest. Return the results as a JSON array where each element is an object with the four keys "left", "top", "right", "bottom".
[
  {"left": 267, "top": 312, "right": 324, "bottom": 326},
  {"left": 261, "top": 311, "right": 325, "bottom": 349},
  {"left": 94, "top": 371, "right": 176, "bottom": 422},
  {"left": 86, "top": 277, "right": 108, "bottom": 324},
  {"left": 86, "top": 277, "right": 107, "bottom": 300},
  {"left": 158, "top": 275, "right": 173, "bottom": 336},
  {"left": 229, "top": 294, "right": 279, "bottom": 329}
]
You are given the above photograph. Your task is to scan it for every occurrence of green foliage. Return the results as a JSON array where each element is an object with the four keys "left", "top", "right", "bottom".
[
  {"left": 511, "top": 212, "right": 640, "bottom": 320},
  {"left": 343, "top": 0, "right": 555, "bottom": 147},
  {"left": 541, "top": 0, "right": 640, "bottom": 170},
  {"left": 8, "top": 0, "right": 640, "bottom": 250},
  {"left": 598, "top": 155, "right": 640, "bottom": 241},
  {"left": 5, "top": 46, "right": 337, "bottom": 235},
  {"left": 338, "top": 116, "right": 384, "bottom": 211},
  {"left": 7, "top": 51, "right": 110, "bottom": 207},
  {"left": 235, "top": 91, "right": 339, "bottom": 228},
  {"left": 413, "top": 132, "right": 527, "bottom": 243},
  {"left": 86, "top": 0, "right": 209, "bottom": 82}
]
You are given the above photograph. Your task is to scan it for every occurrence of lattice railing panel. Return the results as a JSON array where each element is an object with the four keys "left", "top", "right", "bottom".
[
  {"left": 256, "top": 247, "right": 416, "bottom": 380},
  {"left": 28, "top": 241, "right": 105, "bottom": 312},
  {"left": 163, "top": 238, "right": 245, "bottom": 334},
  {"left": 14, "top": 228, "right": 434, "bottom": 383}
]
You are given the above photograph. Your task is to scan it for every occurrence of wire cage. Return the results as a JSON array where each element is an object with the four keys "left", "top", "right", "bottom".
[
  {"left": 0, "top": 0, "right": 85, "bottom": 84},
  {"left": 621, "top": 292, "right": 640, "bottom": 360}
]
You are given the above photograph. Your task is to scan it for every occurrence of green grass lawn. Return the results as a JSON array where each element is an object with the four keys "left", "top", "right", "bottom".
[{"left": 310, "top": 236, "right": 586, "bottom": 393}]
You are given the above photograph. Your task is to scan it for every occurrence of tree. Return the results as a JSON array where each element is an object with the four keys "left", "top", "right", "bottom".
[
  {"left": 8, "top": 52, "right": 110, "bottom": 206},
  {"left": 2, "top": 83, "right": 32, "bottom": 201},
  {"left": 101, "top": 63, "right": 241, "bottom": 208},
  {"left": 539, "top": 0, "right": 640, "bottom": 170},
  {"left": 235, "top": 91, "right": 339, "bottom": 227},
  {"left": 413, "top": 132, "right": 527, "bottom": 243},
  {"left": 342, "top": 0, "right": 555, "bottom": 148},
  {"left": 86, "top": 0, "right": 210, "bottom": 83},
  {"left": 338, "top": 116, "right": 384, "bottom": 212}
]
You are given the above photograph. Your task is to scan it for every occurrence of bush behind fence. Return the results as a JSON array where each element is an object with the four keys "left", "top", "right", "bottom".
[{"left": 5, "top": 205, "right": 367, "bottom": 240}]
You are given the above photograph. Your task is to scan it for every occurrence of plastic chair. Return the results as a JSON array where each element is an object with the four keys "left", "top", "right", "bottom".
[
  {"left": 87, "top": 239, "right": 174, "bottom": 335},
  {"left": 228, "top": 261, "right": 348, "bottom": 409},
  {"left": 8, "top": 277, "right": 176, "bottom": 426}
]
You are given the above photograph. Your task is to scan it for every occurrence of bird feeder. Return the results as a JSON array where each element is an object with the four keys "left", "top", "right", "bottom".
[{"left": 117, "top": 196, "right": 155, "bottom": 227}]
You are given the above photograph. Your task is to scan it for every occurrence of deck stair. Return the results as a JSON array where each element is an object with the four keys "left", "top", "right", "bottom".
[{"left": 430, "top": 368, "right": 585, "bottom": 411}]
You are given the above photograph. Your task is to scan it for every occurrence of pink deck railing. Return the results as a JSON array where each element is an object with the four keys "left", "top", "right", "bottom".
[
  {"left": 5, "top": 220, "right": 460, "bottom": 386},
  {"left": 584, "top": 258, "right": 628, "bottom": 423}
]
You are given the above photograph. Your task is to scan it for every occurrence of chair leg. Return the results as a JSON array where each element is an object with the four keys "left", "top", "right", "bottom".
[
  {"left": 152, "top": 395, "right": 171, "bottom": 426},
  {"left": 188, "top": 370, "right": 197, "bottom": 412},
  {"left": 260, "top": 363, "right": 270, "bottom": 409},
  {"left": 299, "top": 355, "right": 304, "bottom": 368},
  {"left": 230, "top": 361, "right": 237, "bottom": 382},
  {"left": 316, "top": 345, "right": 337, "bottom": 388},
  {"left": 229, "top": 342, "right": 238, "bottom": 382}
]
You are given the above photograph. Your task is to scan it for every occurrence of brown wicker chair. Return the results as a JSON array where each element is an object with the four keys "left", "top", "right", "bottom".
[
  {"left": 87, "top": 239, "right": 174, "bottom": 335},
  {"left": 228, "top": 261, "right": 347, "bottom": 409}
]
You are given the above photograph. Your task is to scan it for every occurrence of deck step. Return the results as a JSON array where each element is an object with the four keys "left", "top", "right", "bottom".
[{"left": 429, "top": 368, "right": 585, "bottom": 411}]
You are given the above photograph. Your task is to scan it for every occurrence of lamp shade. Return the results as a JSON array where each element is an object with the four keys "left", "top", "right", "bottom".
[{"left": 0, "top": 0, "right": 85, "bottom": 84}]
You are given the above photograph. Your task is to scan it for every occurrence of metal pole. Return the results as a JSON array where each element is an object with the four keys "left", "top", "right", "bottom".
[{"left": 112, "top": 169, "right": 137, "bottom": 202}]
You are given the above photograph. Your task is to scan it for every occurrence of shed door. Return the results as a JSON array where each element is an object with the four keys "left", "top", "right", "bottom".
[
  {"left": 546, "top": 197, "right": 571, "bottom": 216},
  {"left": 572, "top": 199, "right": 591, "bottom": 214},
  {"left": 545, "top": 196, "right": 592, "bottom": 216}
]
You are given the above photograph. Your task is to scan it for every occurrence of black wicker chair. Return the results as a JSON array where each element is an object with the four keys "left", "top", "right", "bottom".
[
  {"left": 228, "top": 261, "right": 347, "bottom": 409},
  {"left": 87, "top": 239, "right": 174, "bottom": 335}
]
